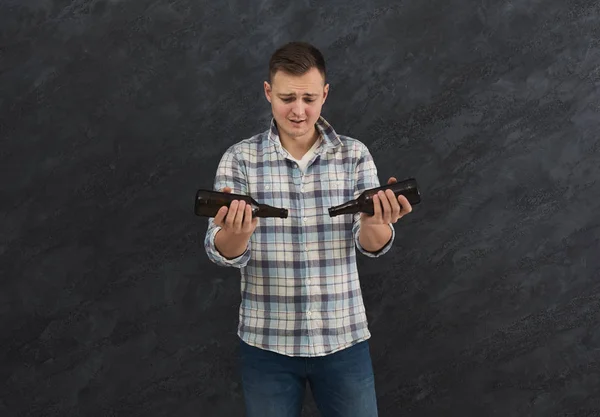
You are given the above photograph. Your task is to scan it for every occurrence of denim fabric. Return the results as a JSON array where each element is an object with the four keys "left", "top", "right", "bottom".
[{"left": 239, "top": 338, "right": 378, "bottom": 417}]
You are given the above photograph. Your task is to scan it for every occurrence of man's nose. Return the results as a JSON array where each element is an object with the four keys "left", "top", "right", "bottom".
[{"left": 292, "top": 100, "right": 304, "bottom": 114}]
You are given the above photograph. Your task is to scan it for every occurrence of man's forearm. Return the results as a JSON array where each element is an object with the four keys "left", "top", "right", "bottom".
[
  {"left": 358, "top": 224, "right": 393, "bottom": 253},
  {"left": 215, "top": 229, "right": 251, "bottom": 259}
]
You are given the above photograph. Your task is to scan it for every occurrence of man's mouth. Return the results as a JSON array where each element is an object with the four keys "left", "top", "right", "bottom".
[{"left": 290, "top": 119, "right": 305, "bottom": 125}]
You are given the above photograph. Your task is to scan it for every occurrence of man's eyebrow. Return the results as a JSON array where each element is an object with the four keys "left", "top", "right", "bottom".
[{"left": 277, "top": 92, "right": 319, "bottom": 97}]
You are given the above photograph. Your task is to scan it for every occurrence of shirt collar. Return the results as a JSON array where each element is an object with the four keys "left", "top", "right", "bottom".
[{"left": 267, "top": 116, "right": 343, "bottom": 154}]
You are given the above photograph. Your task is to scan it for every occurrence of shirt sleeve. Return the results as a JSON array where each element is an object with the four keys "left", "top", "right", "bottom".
[
  {"left": 352, "top": 143, "right": 395, "bottom": 257},
  {"left": 203, "top": 145, "right": 252, "bottom": 268}
]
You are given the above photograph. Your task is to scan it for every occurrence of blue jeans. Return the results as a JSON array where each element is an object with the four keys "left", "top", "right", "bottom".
[{"left": 238, "top": 338, "right": 379, "bottom": 417}]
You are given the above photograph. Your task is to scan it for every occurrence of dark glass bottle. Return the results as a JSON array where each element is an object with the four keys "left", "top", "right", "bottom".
[
  {"left": 194, "top": 189, "right": 289, "bottom": 218},
  {"left": 328, "top": 178, "right": 421, "bottom": 217}
]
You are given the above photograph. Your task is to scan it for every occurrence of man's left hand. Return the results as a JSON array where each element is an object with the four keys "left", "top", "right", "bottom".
[{"left": 360, "top": 177, "right": 413, "bottom": 226}]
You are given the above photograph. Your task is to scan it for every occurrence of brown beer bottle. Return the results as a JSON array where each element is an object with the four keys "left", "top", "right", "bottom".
[
  {"left": 328, "top": 178, "right": 421, "bottom": 217},
  {"left": 194, "top": 189, "right": 288, "bottom": 218}
]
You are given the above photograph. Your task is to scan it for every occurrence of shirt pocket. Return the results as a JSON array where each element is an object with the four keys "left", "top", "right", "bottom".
[
  {"left": 250, "top": 174, "right": 287, "bottom": 208},
  {"left": 320, "top": 171, "right": 354, "bottom": 211}
]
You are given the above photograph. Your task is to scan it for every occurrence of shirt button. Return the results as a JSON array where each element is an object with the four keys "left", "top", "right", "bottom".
[
  {"left": 307, "top": 279, "right": 311, "bottom": 284},
  {"left": 303, "top": 217, "right": 307, "bottom": 223},
  {"left": 307, "top": 311, "right": 312, "bottom": 317}
]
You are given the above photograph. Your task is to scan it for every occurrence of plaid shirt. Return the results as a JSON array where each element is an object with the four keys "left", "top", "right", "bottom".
[{"left": 204, "top": 116, "right": 395, "bottom": 357}]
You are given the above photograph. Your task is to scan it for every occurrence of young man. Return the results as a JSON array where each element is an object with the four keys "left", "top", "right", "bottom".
[{"left": 204, "top": 41, "right": 412, "bottom": 417}]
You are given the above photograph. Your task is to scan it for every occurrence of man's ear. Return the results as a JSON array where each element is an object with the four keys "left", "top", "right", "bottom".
[
  {"left": 264, "top": 81, "right": 272, "bottom": 103},
  {"left": 322, "top": 83, "right": 329, "bottom": 104}
]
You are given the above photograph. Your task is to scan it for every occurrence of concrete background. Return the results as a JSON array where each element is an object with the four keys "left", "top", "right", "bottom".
[{"left": 1, "top": 0, "right": 599, "bottom": 415}]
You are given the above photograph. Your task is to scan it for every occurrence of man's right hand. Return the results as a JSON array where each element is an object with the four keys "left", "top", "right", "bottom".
[{"left": 213, "top": 186, "right": 259, "bottom": 237}]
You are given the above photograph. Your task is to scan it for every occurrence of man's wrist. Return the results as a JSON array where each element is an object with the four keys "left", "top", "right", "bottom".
[
  {"left": 358, "top": 222, "right": 392, "bottom": 252},
  {"left": 215, "top": 228, "right": 252, "bottom": 259}
]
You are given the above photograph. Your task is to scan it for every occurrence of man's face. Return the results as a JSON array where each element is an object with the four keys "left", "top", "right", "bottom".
[{"left": 264, "top": 67, "right": 329, "bottom": 142}]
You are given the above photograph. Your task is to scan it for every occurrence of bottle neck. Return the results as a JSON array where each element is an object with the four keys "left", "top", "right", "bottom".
[
  {"left": 328, "top": 200, "right": 359, "bottom": 217},
  {"left": 256, "top": 204, "right": 288, "bottom": 218}
]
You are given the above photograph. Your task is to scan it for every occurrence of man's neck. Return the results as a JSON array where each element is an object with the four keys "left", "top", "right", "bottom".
[{"left": 280, "top": 128, "right": 320, "bottom": 160}]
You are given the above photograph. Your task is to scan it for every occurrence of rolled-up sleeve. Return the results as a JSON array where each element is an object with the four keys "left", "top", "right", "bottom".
[
  {"left": 204, "top": 145, "right": 252, "bottom": 268},
  {"left": 352, "top": 143, "right": 395, "bottom": 258}
]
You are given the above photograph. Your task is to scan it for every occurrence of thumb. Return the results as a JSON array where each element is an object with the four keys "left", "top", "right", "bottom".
[
  {"left": 387, "top": 177, "right": 397, "bottom": 184},
  {"left": 221, "top": 186, "right": 232, "bottom": 193}
]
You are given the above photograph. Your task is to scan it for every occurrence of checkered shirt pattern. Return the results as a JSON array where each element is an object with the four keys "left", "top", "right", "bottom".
[{"left": 204, "top": 116, "right": 395, "bottom": 357}]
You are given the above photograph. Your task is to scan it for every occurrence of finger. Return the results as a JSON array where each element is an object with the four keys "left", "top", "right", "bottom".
[
  {"left": 387, "top": 177, "right": 397, "bottom": 184},
  {"left": 233, "top": 200, "right": 246, "bottom": 230},
  {"left": 372, "top": 193, "right": 382, "bottom": 218},
  {"left": 386, "top": 189, "right": 401, "bottom": 220},
  {"left": 375, "top": 191, "right": 387, "bottom": 220},
  {"left": 221, "top": 186, "right": 232, "bottom": 193},
  {"left": 242, "top": 203, "right": 253, "bottom": 231},
  {"left": 251, "top": 215, "right": 259, "bottom": 230},
  {"left": 397, "top": 195, "right": 412, "bottom": 214},
  {"left": 225, "top": 200, "right": 238, "bottom": 227},
  {"left": 378, "top": 190, "right": 392, "bottom": 223},
  {"left": 214, "top": 206, "right": 228, "bottom": 226}
]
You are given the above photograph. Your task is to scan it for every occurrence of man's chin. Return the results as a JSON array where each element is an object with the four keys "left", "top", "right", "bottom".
[
  {"left": 281, "top": 132, "right": 299, "bottom": 140},
  {"left": 276, "top": 118, "right": 314, "bottom": 139}
]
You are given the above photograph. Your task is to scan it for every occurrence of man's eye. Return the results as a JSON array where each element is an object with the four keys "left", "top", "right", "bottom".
[
  {"left": 305, "top": 99, "right": 315, "bottom": 103},
  {"left": 282, "top": 98, "right": 293, "bottom": 103}
]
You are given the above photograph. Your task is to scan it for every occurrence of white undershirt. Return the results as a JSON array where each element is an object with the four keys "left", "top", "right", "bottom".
[{"left": 287, "top": 136, "right": 322, "bottom": 173}]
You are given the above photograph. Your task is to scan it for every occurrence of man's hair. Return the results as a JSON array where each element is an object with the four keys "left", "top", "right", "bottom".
[{"left": 268, "top": 41, "right": 326, "bottom": 83}]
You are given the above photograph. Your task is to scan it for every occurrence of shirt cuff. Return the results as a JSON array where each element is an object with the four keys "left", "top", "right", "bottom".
[
  {"left": 205, "top": 226, "right": 251, "bottom": 268},
  {"left": 354, "top": 223, "right": 395, "bottom": 258}
]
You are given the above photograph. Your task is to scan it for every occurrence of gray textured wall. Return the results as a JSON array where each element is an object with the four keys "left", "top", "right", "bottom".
[{"left": 2, "top": 0, "right": 600, "bottom": 416}]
